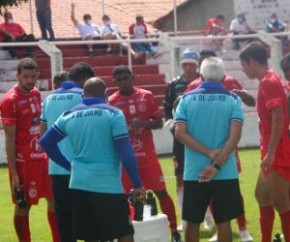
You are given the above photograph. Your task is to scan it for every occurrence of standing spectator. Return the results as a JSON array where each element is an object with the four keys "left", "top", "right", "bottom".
[
  {"left": 100, "top": 14, "right": 121, "bottom": 54},
  {"left": 71, "top": 3, "right": 101, "bottom": 57},
  {"left": 175, "top": 57, "right": 244, "bottom": 242},
  {"left": 39, "top": 77, "right": 145, "bottom": 242},
  {"left": 265, "top": 13, "right": 288, "bottom": 45},
  {"left": 129, "top": 14, "right": 157, "bottom": 58},
  {"left": 35, "top": 0, "right": 55, "bottom": 40},
  {"left": 204, "top": 15, "right": 227, "bottom": 51},
  {"left": 40, "top": 63, "right": 95, "bottom": 242},
  {"left": 0, "top": 11, "right": 35, "bottom": 58},
  {"left": 109, "top": 65, "right": 182, "bottom": 242},
  {"left": 230, "top": 12, "right": 255, "bottom": 50},
  {"left": 239, "top": 42, "right": 290, "bottom": 242},
  {"left": 163, "top": 48, "right": 200, "bottom": 231},
  {"left": 0, "top": 58, "right": 60, "bottom": 242}
]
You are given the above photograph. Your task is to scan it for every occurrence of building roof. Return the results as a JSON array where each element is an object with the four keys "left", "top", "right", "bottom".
[{"left": 5, "top": 0, "right": 186, "bottom": 39}]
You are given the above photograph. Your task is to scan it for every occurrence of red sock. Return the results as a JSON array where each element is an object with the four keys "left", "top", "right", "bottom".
[
  {"left": 280, "top": 210, "right": 290, "bottom": 242},
  {"left": 159, "top": 195, "right": 177, "bottom": 233},
  {"left": 14, "top": 215, "right": 31, "bottom": 242},
  {"left": 260, "top": 205, "right": 275, "bottom": 242},
  {"left": 47, "top": 211, "right": 60, "bottom": 242},
  {"left": 236, "top": 195, "right": 246, "bottom": 230}
]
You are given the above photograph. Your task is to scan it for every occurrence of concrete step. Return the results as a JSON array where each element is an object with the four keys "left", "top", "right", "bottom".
[
  {"left": 0, "top": 70, "right": 17, "bottom": 82},
  {"left": 0, "top": 49, "right": 12, "bottom": 60},
  {"left": 0, "top": 59, "right": 19, "bottom": 71}
]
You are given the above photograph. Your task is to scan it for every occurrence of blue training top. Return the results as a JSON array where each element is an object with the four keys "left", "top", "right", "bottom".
[
  {"left": 41, "top": 81, "right": 83, "bottom": 175},
  {"left": 175, "top": 82, "right": 244, "bottom": 181},
  {"left": 48, "top": 97, "right": 141, "bottom": 193}
]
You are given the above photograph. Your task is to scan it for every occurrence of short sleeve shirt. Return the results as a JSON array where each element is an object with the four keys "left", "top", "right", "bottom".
[
  {"left": 0, "top": 85, "right": 47, "bottom": 162},
  {"left": 0, "top": 22, "right": 24, "bottom": 41},
  {"left": 109, "top": 88, "right": 161, "bottom": 161},
  {"left": 257, "top": 71, "right": 290, "bottom": 164},
  {"left": 54, "top": 99, "right": 128, "bottom": 193},
  {"left": 41, "top": 82, "right": 83, "bottom": 175},
  {"left": 175, "top": 82, "right": 244, "bottom": 181},
  {"left": 76, "top": 22, "right": 100, "bottom": 39}
]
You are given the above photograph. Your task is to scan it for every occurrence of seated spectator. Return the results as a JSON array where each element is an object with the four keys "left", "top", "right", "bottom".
[
  {"left": 265, "top": 13, "right": 288, "bottom": 45},
  {"left": 100, "top": 14, "right": 121, "bottom": 54},
  {"left": 0, "top": 11, "right": 35, "bottom": 58},
  {"left": 129, "top": 14, "right": 157, "bottom": 58},
  {"left": 230, "top": 12, "right": 255, "bottom": 50},
  {"left": 204, "top": 15, "right": 227, "bottom": 51},
  {"left": 71, "top": 3, "right": 101, "bottom": 57}
]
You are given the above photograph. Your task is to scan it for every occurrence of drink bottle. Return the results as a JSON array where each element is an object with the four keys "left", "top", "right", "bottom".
[
  {"left": 146, "top": 190, "right": 158, "bottom": 216},
  {"left": 15, "top": 188, "right": 27, "bottom": 209}
]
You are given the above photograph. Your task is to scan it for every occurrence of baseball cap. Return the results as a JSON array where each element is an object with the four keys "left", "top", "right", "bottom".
[{"left": 180, "top": 49, "right": 199, "bottom": 65}]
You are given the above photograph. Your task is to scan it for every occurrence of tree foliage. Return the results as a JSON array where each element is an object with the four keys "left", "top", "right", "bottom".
[{"left": 0, "top": 0, "right": 29, "bottom": 14}]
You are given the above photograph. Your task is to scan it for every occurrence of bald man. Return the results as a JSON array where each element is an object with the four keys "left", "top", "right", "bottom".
[{"left": 40, "top": 78, "right": 145, "bottom": 242}]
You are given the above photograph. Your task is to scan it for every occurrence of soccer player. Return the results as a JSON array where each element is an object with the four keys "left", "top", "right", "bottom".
[
  {"left": 109, "top": 65, "right": 182, "bottom": 242},
  {"left": 0, "top": 58, "right": 60, "bottom": 242},
  {"left": 239, "top": 42, "right": 290, "bottom": 242},
  {"left": 39, "top": 77, "right": 145, "bottom": 242},
  {"left": 40, "top": 63, "right": 95, "bottom": 242},
  {"left": 163, "top": 48, "right": 199, "bottom": 231},
  {"left": 175, "top": 57, "right": 244, "bottom": 242}
]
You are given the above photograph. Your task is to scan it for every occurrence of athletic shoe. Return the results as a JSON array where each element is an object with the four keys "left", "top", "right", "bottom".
[
  {"left": 239, "top": 229, "right": 253, "bottom": 242},
  {"left": 172, "top": 231, "right": 183, "bottom": 242},
  {"left": 209, "top": 232, "right": 218, "bottom": 242}
]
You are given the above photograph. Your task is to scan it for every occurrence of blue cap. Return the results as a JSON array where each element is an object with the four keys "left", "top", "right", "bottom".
[{"left": 180, "top": 48, "right": 199, "bottom": 65}]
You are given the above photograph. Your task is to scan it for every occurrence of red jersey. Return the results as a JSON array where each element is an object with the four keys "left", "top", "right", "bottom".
[
  {"left": 185, "top": 75, "right": 243, "bottom": 93},
  {"left": 0, "top": 85, "right": 47, "bottom": 162},
  {"left": 129, "top": 23, "right": 147, "bottom": 39},
  {"left": 0, "top": 22, "right": 25, "bottom": 41},
  {"left": 109, "top": 88, "right": 162, "bottom": 161},
  {"left": 257, "top": 71, "right": 290, "bottom": 165},
  {"left": 204, "top": 17, "right": 222, "bottom": 35}
]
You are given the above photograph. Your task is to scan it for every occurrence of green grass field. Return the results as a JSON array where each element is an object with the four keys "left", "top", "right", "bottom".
[{"left": 0, "top": 149, "right": 283, "bottom": 241}]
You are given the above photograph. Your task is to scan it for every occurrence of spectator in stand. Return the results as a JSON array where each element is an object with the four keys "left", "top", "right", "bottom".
[
  {"left": 35, "top": 0, "right": 55, "bottom": 40},
  {"left": 40, "top": 77, "right": 145, "bottom": 242},
  {"left": 175, "top": 57, "right": 244, "bottom": 242},
  {"left": 265, "top": 13, "right": 288, "bottom": 45},
  {"left": 100, "top": 14, "right": 121, "bottom": 54},
  {"left": 230, "top": 12, "right": 255, "bottom": 50},
  {"left": 0, "top": 11, "right": 35, "bottom": 58},
  {"left": 204, "top": 15, "right": 227, "bottom": 51},
  {"left": 129, "top": 14, "right": 157, "bottom": 58},
  {"left": 71, "top": 3, "right": 101, "bottom": 57},
  {"left": 109, "top": 65, "right": 182, "bottom": 242},
  {"left": 0, "top": 58, "right": 60, "bottom": 242},
  {"left": 163, "top": 48, "right": 200, "bottom": 231},
  {"left": 239, "top": 42, "right": 290, "bottom": 242}
]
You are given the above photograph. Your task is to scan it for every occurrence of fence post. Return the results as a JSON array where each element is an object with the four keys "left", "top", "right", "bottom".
[{"left": 38, "top": 40, "right": 63, "bottom": 89}]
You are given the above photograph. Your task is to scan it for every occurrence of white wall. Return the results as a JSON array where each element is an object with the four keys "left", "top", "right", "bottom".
[{"left": 235, "top": 0, "right": 290, "bottom": 29}]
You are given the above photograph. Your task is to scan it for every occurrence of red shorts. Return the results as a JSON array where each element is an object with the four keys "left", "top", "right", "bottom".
[
  {"left": 122, "top": 155, "right": 166, "bottom": 193},
  {"left": 262, "top": 163, "right": 290, "bottom": 180},
  {"left": 8, "top": 159, "right": 53, "bottom": 205}
]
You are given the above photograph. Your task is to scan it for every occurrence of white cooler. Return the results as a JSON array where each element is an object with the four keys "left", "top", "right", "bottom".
[{"left": 132, "top": 213, "right": 170, "bottom": 242}]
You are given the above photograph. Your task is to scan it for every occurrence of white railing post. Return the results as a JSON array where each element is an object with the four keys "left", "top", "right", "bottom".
[
  {"left": 258, "top": 31, "right": 283, "bottom": 76},
  {"left": 38, "top": 40, "right": 63, "bottom": 85}
]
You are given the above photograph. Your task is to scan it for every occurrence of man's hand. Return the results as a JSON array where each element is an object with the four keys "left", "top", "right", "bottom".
[
  {"left": 208, "top": 149, "right": 220, "bottom": 160},
  {"left": 132, "top": 188, "right": 146, "bottom": 202},
  {"left": 261, "top": 152, "right": 275, "bottom": 170},
  {"left": 11, "top": 172, "right": 20, "bottom": 192},
  {"left": 130, "top": 118, "right": 145, "bottom": 133},
  {"left": 198, "top": 165, "right": 218, "bottom": 182},
  {"left": 71, "top": 2, "right": 75, "bottom": 8}
]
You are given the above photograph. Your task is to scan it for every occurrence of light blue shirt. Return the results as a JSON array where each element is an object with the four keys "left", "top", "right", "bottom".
[
  {"left": 53, "top": 98, "right": 129, "bottom": 193},
  {"left": 175, "top": 82, "right": 244, "bottom": 181},
  {"left": 41, "top": 81, "right": 82, "bottom": 175}
]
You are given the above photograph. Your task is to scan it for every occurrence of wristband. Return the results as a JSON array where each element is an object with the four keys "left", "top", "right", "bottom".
[{"left": 212, "top": 162, "right": 221, "bottom": 170}]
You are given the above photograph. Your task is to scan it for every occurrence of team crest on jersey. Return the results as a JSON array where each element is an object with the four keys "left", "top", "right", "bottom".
[{"left": 138, "top": 103, "right": 146, "bottom": 112}]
